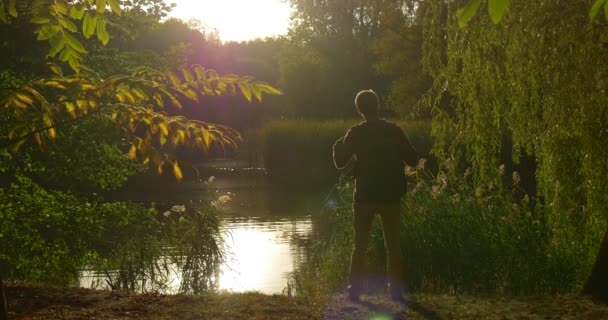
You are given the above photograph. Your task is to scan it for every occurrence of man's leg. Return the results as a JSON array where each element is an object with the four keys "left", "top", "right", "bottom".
[
  {"left": 348, "top": 202, "right": 374, "bottom": 300},
  {"left": 379, "top": 202, "right": 404, "bottom": 299}
]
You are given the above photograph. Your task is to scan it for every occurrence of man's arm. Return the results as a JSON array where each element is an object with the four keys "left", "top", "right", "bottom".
[
  {"left": 396, "top": 127, "right": 419, "bottom": 167},
  {"left": 333, "top": 130, "right": 355, "bottom": 169}
]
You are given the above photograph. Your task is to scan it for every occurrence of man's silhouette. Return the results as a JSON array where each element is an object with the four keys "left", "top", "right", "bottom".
[{"left": 332, "top": 89, "right": 418, "bottom": 302}]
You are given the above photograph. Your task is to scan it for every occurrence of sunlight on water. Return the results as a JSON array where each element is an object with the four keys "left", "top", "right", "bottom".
[{"left": 219, "top": 218, "right": 312, "bottom": 293}]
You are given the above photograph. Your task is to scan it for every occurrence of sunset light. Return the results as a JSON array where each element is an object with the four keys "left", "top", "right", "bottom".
[{"left": 167, "top": 0, "right": 292, "bottom": 42}]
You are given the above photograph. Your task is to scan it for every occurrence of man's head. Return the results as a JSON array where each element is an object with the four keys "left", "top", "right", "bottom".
[{"left": 355, "top": 89, "right": 379, "bottom": 119}]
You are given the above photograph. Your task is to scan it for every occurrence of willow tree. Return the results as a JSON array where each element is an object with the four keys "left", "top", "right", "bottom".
[{"left": 421, "top": 0, "right": 608, "bottom": 298}]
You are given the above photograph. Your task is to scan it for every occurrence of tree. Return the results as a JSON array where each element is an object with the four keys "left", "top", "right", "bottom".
[
  {"left": 0, "top": 2, "right": 280, "bottom": 317},
  {"left": 367, "top": 0, "right": 433, "bottom": 118},
  {"left": 280, "top": 0, "right": 386, "bottom": 118},
  {"left": 421, "top": 0, "right": 608, "bottom": 299}
]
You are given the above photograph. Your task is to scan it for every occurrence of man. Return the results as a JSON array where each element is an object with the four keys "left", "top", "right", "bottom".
[{"left": 332, "top": 89, "right": 418, "bottom": 303}]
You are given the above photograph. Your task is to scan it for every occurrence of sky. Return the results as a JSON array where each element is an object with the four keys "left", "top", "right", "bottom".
[{"left": 167, "top": 0, "right": 292, "bottom": 43}]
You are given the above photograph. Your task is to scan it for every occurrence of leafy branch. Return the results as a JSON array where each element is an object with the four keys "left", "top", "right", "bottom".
[
  {"left": 457, "top": 0, "right": 608, "bottom": 27},
  {"left": 2, "top": 64, "right": 282, "bottom": 180}
]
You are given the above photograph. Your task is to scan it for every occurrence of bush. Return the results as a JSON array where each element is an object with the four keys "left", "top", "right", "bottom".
[
  {"left": 291, "top": 163, "right": 605, "bottom": 297},
  {"left": 0, "top": 174, "right": 225, "bottom": 294}
]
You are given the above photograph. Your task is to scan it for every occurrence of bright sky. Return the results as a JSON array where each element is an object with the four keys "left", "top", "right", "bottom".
[{"left": 167, "top": 0, "right": 292, "bottom": 42}]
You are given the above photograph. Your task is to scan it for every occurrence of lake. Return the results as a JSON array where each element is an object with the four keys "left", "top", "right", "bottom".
[{"left": 80, "top": 158, "right": 337, "bottom": 294}]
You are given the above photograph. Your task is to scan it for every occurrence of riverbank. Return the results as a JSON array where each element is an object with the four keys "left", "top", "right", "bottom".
[{"left": 4, "top": 282, "right": 608, "bottom": 319}]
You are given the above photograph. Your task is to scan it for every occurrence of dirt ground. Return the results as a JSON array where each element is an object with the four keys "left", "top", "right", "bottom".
[{"left": 4, "top": 282, "right": 608, "bottom": 319}]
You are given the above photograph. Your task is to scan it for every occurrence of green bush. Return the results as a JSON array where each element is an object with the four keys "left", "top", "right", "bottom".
[
  {"left": 292, "top": 164, "right": 605, "bottom": 297},
  {"left": 0, "top": 174, "right": 224, "bottom": 293},
  {"left": 258, "top": 119, "right": 433, "bottom": 189}
]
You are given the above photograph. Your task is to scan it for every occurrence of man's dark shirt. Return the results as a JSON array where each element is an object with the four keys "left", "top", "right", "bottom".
[{"left": 333, "top": 119, "right": 418, "bottom": 204}]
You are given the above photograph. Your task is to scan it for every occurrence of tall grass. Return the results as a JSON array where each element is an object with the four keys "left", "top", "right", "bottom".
[
  {"left": 291, "top": 164, "right": 605, "bottom": 298},
  {"left": 258, "top": 119, "right": 433, "bottom": 189}
]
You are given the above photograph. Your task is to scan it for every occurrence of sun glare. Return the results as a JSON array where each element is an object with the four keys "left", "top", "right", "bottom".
[{"left": 168, "top": 0, "right": 291, "bottom": 42}]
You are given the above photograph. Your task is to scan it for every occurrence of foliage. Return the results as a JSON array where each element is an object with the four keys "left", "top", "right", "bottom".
[
  {"left": 457, "top": 0, "right": 608, "bottom": 27},
  {"left": 0, "top": 0, "right": 175, "bottom": 71},
  {"left": 292, "top": 163, "right": 605, "bottom": 298},
  {"left": 162, "top": 205, "right": 224, "bottom": 294},
  {"left": 0, "top": 171, "right": 225, "bottom": 294},
  {"left": 0, "top": 174, "right": 93, "bottom": 284},
  {"left": 420, "top": 0, "right": 608, "bottom": 247},
  {"left": 25, "top": 117, "right": 146, "bottom": 193},
  {"left": 1, "top": 64, "right": 279, "bottom": 180},
  {"left": 85, "top": 204, "right": 224, "bottom": 294},
  {"left": 278, "top": 0, "right": 386, "bottom": 118}
]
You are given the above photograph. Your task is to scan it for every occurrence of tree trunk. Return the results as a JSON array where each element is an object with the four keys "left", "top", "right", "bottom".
[
  {"left": 583, "top": 229, "right": 608, "bottom": 303},
  {"left": 0, "top": 273, "right": 7, "bottom": 320}
]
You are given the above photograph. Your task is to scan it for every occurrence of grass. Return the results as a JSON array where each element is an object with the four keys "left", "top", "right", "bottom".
[
  {"left": 290, "top": 164, "right": 606, "bottom": 300},
  {"left": 6, "top": 282, "right": 608, "bottom": 319}
]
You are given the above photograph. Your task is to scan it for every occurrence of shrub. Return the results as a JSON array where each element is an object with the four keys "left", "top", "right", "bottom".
[{"left": 291, "top": 163, "right": 605, "bottom": 297}]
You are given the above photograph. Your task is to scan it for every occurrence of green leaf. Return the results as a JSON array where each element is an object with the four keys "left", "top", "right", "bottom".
[
  {"left": 8, "top": 0, "right": 17, "bottom": 17},
  {"left": 107, "top": 0, "right": 122, "bottom": 15},
  {"left": 96, "top": 0, "right": 106, "bottom": 14},
  {"left": 68, "top": 57, "right": 80, "bottom": 72},
  {"left": 605, "top": 0, "right": 608, "bottom": 18},
  {"left": 488, "top": 0, "right": 509, "bottom": 24},
  {"left": 36, "top": 24, "right": 61, "bottom": 41},
  {"left": 590, "top": 0, "right": 607, "bottom": 19},
  {"left": 58, "top": 16, "right": 78, "bottom": 32},
  {"left": 456, "top": 0, "right": 482, "bottom": 28},
  {"left": 96, "top": 17, "right": 110, "bottom": 45},
  {"left": 0, "top": 1, "right": 7, "bottom": 23},
  {"left": 82, "top": 11, "right": 97, "bottom": 38},
  {"left": 48, "top": 34, "right": 66, "bottom": 57},
  {"left": 30, "top": 16, "right": 51, "bottom": 24},
  {"left": 48, "top": 64, "right": 63, "bottom": 76},
  {"left": 64, "top": 32, "right": 87, "bottom": 53},
  {"left": 59, "top": 46, "right": 80, "bottom": 62},
  {"left": 69, "top": 3, "right": 86, "bottom": 19},
  {"left": 54, "top": 1, "right": 69, "bottom": 15}
]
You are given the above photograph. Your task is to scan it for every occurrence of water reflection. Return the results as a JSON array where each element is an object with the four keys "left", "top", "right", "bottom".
[
  {"left": 83, "top": 163, "right": 326, "bottom": 294},
  {"left": 219, "top": 216, "right": 311, "bottom": 293}
]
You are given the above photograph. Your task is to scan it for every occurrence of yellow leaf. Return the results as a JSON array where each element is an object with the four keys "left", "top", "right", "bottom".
[
  {"left": 76, "top": 100, "right": 88, "bottom": 109},
  {"left": 158, "top": 122, "right": 169, "bottom": 136},
  {"left": 128, "top": 144, "right": 136, "bottom": 159},
  {"left": 65, "top": 101, "right": 75, "bottom": 113},
  {"left": 15, "top": 93, "right": 33, "bottom": 104},
  {"left": 34, "top": 132, "right": 43, "bottom": 148},
  {"left": 81, "top": 84, "right": 97, "bottom": 90},
  {"left": 48, "top": 127, "right": 56, "bottom": 139},
  {"left": 42, "top": 113, "right": 53, "bottom": 128},
  {"left": 173, "top": 161, "right": 183, "bottom": 181}
]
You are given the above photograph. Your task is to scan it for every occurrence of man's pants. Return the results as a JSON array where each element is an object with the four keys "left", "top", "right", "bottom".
[{"left": 349, "top": 201, "right": 403, "bottom": 295}]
